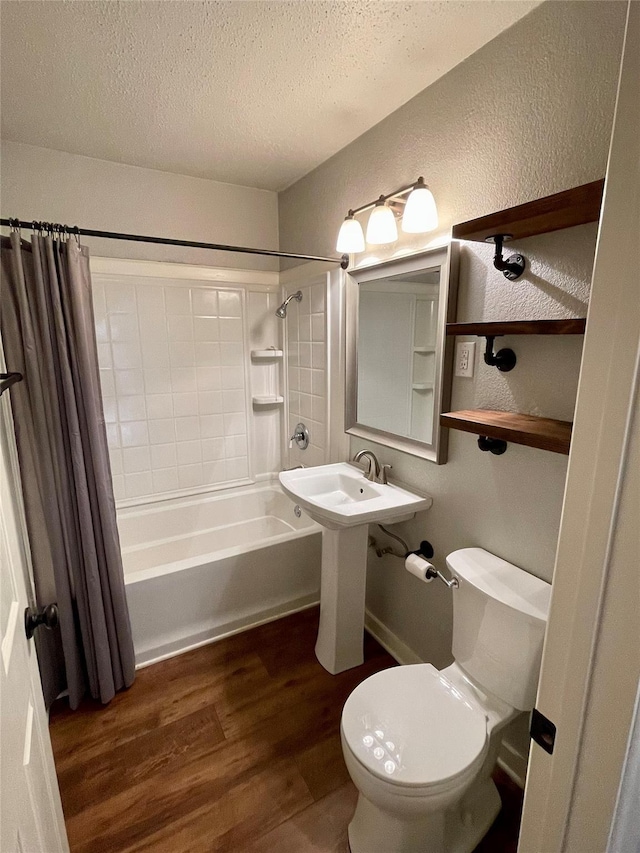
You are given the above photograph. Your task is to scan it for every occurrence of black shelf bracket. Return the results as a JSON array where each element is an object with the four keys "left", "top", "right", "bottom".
[
  {"left": 0, "top": 372, "right": 23, "bottom": 397},
  {"left": 483, "top": 336, "right": 517, "bottom": 372},
  {"left": 486, "top": 234, "right": 526, "bottom": 281},
  {"left": 478, "top": 436, "right": 508, "bottom": 455}
]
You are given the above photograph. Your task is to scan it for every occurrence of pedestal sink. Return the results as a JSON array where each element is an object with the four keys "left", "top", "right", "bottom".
[{"left": 279, "top": 462, "right": 432, "bottom": 674}]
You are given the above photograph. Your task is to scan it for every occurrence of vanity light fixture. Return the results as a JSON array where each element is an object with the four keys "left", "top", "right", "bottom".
[
  {"left": 402, "top": 177, "right": 438, "bottom": 233},
  {"left": 336, "top": 212, "right": 366, "bottom": 254},
  {"left": 336, "top": 177, "right": 438, "bottom": 253},
  {"left": 366, "top": 197, "right": 398, "bottom": 245}
]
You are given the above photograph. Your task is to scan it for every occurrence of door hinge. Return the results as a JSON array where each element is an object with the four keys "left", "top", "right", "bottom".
[{"left": 531, "top": 707, "right": 556, "bottom": 754}]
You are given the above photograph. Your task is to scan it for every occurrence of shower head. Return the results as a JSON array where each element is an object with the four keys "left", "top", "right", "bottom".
[{"left": 275, "top": 290, "right": 303, "bottom": 319}]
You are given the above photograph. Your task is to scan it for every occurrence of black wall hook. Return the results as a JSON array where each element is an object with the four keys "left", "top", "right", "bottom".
[
  {"left": 486, "top": 234, "right": 526, "bottom": 281},
  {"left": 483, "top": 336, "right": 517, "bottom": 372}
]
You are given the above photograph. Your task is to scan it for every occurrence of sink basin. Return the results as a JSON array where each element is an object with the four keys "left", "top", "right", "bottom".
[{"left": 279, "top": 462, "right": 432, "bottom": 529}]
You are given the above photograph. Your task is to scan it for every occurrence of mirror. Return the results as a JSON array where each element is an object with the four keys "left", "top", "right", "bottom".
[{"left": 345, "top": 244, "right": 459, "bottom": 463}]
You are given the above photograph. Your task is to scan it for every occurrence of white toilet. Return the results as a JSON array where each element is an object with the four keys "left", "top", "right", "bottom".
[{"left": 340, "top": 547, "right": 551, "bottom": 853}]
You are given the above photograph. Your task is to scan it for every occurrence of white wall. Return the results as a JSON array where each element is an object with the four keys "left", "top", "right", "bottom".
[
  {"left": 93, "top": 271, "right": 251, "bottom": 503},
  {"left": 284, "top": 275, "right": 329, "bottom": 469},
  {"left": 89, "top": 259, "right": 282, "bottom": 505},
  {"left": 279, "top": 0, "right": 626, "bottom": 781},
  {"left": 279, "top": 0, "right": 625, "bottom": 661},
  {"left": 0, "top": 141, "right": 279, "bottom": 270},
  {"left": 279, "top": 1, "right": 625, "bottom": 267}
]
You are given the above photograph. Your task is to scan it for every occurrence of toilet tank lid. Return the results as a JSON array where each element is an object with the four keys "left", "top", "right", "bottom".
[{"left": 446, "top": 548, "right": 551, "bottom": 622}]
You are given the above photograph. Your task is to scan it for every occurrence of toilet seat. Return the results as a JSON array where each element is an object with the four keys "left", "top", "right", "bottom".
[{"left": 341, "top": 664, "right": 488, "bottom": 793}]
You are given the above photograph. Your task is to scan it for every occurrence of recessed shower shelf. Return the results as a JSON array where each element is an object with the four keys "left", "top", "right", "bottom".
[
  {"left": 412, "top": 383, "right": 434, "bottom": 391},
  {"left": 251, "top": 349, "right": 283, "bottom": 359},
  {"left": 252, "top": 395, "right": 284, "bottom": 406},
  {"left": 413, "top": 346, "right": 436, "bottom": 353},
  {"left": 441, "top": 410, "right": 572, "bottom": 455}
]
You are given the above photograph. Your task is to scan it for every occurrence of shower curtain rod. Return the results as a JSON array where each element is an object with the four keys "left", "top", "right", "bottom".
[{"left": 1, "top": 218, "right": 351, "bottom": 270}]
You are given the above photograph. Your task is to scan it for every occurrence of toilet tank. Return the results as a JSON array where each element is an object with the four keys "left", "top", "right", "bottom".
[{"left": 447, "top": 548, "right": 551, "bottom": 711}]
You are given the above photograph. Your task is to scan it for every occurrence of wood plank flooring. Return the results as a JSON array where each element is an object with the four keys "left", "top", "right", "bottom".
[{"left": 49, "top": 607, "right": 524, "bottom": 852}]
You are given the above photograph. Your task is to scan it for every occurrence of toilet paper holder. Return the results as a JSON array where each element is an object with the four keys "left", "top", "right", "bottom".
[
  {"left": 425, "top": 566, "right": 459, "bottom": 589},
  {"left": 370, "top": 532, "right": 460, "bottom": 589},
  {"left": 408, "top": 541, "right": 459, "bottom": 589}
]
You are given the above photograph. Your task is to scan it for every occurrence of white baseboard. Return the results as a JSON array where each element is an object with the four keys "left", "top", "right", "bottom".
[
  {"left": 497, "top": 745, "right": 528, "bottom": 790},
  {"left": 364, "top": 609, "right": 424, "bottom": 665},
  {"left": 134, "top": 594, "right": 319, "bottom": 669}
]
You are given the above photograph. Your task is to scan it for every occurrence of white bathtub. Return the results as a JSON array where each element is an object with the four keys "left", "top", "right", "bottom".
[{"left": 118, "top": 483, "right": 321, "bottom": 666}]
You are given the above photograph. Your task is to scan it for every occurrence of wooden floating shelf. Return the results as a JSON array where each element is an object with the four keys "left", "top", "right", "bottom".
[
  {"left": 452, "top": 179, "right": 604, "bottom": 243},
  {"left": 440, "top": 409, "right": 572, "bottom": 455},
  {"left": 446, "top": 318, "right": 586, "bottom": 337}
]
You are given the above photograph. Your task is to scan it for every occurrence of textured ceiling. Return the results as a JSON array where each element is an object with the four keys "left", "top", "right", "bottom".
[{"left": 1, "top": 1, "right": 541, "bottom": 191}]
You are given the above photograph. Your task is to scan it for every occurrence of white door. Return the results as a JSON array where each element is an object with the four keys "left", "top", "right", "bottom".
[
  {"left": 518, "top": 2, "right": 639, "bottom": 850},
  {"left": 0, "top": 387, "right": 69, "bottom": 852}
]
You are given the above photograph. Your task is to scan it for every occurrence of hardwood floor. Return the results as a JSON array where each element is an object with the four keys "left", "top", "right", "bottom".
[{"left": 49, "top": 607, "right": 524, "bottom": 852}]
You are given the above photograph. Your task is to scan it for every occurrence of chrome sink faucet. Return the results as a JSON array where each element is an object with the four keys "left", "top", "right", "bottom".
[{"left": 353, "top": 450, "right": 392, "bottom": 484}]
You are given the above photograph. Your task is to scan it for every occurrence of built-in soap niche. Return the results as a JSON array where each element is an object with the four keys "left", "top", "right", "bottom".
[{"left": 251, "top": 347, "right": 284, "bottom": 407}]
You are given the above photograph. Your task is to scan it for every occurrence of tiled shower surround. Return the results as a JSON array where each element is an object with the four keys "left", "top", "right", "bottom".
[
  {"left": 92, "top": 276, "right": 251, "bottom": 502},
  {"left": 286, "top": 278, "right": 328, "bottom": 468}
]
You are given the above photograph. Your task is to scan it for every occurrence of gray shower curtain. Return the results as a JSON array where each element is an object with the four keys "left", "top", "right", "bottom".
[{"left": 0, "top": 230, "right": 135, "bottom": 709}]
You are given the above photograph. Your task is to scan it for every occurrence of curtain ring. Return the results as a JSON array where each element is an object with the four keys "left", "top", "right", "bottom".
[
  {"left": 32, "top": 220, "right": 41, "bottom": 234},
  {"left": 63, "top": 224, "right": 70, "bottom": 241},
  {"left": 73, "top": 225, "right": 81, "bottom": 244},
  {"left": 9, "top": 218, "right": 20, "bottom": 235}
]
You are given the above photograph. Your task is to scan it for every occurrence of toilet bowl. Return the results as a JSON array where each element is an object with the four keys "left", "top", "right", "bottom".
[
  {"left": 340, "top": 547, "right": 551, "bottom": 853},
  {"left": 341, "top": 663, "right": 511, "bottom": 853}
]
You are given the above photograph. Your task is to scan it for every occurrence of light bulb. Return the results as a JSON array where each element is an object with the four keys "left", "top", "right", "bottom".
[
  {"left": 402, "top": 181, "right": 438, "bottom": 233},
  {"left": 336, "top": 214, "right": 365, "bottom": 253},
  {"left": 366, "top": 200, "right": 398, "bottom": 245}
]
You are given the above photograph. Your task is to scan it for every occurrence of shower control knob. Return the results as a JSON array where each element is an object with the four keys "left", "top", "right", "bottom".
[
  {"left": 24, "top": 603, "right": 59, "bottom": 640},
  {"left": 289, "top": 422, "right": 310, "bottom": 450}
]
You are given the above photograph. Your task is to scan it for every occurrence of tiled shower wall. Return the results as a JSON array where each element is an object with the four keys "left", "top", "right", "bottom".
[
  {"left": 286, "top": 277, "right": 328, "bottom": 468},
  {"left": 92, "top": 275, "right": 252, "bottom": 502}
]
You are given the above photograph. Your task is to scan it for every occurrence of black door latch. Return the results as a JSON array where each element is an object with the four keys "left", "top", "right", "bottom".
[{"left": 531, "top": 707, "right": 556, "bottom": 755}]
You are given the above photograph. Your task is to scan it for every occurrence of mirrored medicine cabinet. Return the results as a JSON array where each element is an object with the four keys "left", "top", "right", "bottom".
[{"left": 345, "top": 244, "right": 459, "bottom": 463}]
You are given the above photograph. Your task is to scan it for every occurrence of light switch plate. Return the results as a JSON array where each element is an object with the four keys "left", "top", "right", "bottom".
[{"left": 455, "top": 341, "right": 476, "bottom": 377}]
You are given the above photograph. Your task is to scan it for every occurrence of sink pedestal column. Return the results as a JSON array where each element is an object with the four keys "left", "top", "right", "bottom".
[{"left": 315, "top": 525, "right": 369, "bottom": 675}]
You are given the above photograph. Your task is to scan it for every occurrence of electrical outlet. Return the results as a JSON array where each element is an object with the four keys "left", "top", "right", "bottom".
[{"left": 455, "top": 341, "right": 475, "bottom": 377}]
